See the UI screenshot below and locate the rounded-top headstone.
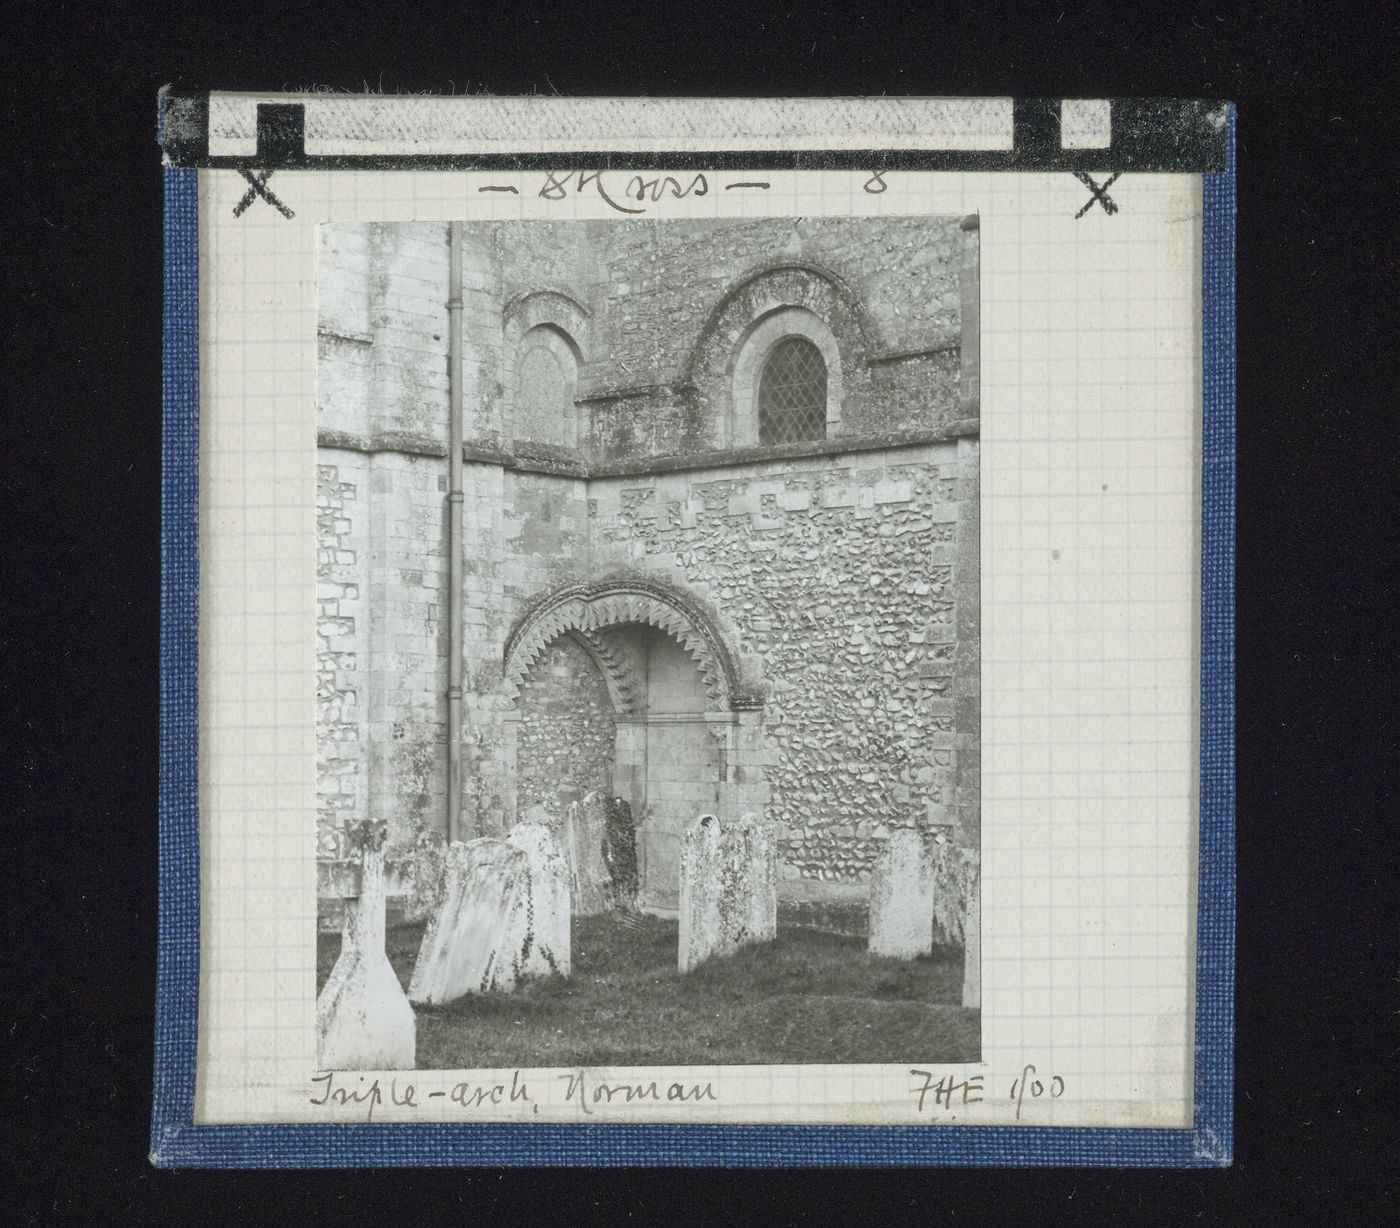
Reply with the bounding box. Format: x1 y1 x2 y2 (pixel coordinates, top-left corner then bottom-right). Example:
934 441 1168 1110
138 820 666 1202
868 826 938 960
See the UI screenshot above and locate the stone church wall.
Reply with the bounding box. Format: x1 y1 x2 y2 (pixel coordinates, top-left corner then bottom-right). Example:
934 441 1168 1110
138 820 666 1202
588 440 976 887
316 214 979 910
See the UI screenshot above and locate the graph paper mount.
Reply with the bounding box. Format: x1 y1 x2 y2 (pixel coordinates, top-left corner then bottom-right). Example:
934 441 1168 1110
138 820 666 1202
152 97 1235 1168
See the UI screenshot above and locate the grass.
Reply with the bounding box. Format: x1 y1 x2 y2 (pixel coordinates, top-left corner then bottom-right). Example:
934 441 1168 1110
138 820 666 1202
318 913 979 1068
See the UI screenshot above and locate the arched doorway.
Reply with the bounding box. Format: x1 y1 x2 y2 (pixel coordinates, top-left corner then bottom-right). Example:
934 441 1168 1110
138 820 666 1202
502 579 768 913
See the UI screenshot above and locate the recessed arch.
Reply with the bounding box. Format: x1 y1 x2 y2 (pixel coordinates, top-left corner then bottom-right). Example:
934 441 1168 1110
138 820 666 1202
503 290 590 450
681 263 874 448
681 261 877 386
513 324 580 446
503 288 592 347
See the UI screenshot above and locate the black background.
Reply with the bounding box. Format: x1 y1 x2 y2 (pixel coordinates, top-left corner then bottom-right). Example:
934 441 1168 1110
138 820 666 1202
6 3 1394 1222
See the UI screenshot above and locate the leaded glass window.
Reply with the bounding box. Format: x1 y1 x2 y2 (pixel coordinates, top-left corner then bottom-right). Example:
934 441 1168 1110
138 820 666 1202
758 336 827 445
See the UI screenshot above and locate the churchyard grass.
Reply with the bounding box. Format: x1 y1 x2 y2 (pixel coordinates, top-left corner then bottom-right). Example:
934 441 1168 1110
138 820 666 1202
318 912 978 1067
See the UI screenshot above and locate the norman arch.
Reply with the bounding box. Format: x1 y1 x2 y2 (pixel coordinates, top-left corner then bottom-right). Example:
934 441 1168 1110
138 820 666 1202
503 579 751 713
501 578 769 913
681 263 877 448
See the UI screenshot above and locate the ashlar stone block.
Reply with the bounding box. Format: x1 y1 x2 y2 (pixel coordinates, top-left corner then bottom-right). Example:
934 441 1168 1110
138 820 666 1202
408 837 536 1005
317 840 416 1070
868 827 938 959
678 812 778 973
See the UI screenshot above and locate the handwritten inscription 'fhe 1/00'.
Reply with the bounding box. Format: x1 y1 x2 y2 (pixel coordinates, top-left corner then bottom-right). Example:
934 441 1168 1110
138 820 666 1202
912 1064 1066 1119
309 1069 717 1121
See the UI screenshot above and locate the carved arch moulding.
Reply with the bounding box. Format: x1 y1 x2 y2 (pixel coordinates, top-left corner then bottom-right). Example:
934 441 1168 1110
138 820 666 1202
680 263 880 447
502 578 764 714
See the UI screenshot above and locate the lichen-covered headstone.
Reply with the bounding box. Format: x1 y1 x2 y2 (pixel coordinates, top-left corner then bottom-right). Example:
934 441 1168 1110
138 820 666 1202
561 790 612 916
868 827 938 959
317 823 416 1070
931 842 977 949
962 858 981 1009
408 838 532 1005
678 811 778 973
602 795 639 911
507 820 571 978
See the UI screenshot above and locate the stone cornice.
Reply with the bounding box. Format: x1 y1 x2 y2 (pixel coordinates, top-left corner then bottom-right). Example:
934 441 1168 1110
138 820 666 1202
321 421 979 475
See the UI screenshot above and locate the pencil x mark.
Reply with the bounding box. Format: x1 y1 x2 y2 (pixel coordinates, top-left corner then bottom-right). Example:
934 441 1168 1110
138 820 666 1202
1073 171 1121 218
233 170 295 219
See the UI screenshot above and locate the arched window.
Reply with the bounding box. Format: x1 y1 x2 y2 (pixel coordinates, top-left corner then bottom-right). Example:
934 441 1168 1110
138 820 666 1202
758 336 828 445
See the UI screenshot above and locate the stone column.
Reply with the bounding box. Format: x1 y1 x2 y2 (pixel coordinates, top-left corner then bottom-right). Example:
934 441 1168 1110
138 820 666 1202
959 213 981 416
316 822 416 1070
612 719 648 811
561 790 613 916
637 809 682 915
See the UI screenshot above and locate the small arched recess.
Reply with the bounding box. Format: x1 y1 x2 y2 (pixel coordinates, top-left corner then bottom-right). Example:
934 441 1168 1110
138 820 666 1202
513 324 581 448
503 290 590 450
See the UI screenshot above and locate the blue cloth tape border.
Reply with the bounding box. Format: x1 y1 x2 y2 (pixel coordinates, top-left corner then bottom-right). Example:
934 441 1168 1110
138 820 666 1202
151 103 1235 1168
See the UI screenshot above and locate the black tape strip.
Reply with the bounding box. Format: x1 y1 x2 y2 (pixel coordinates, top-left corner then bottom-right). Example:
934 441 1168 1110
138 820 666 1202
255 103 306 165
160 94 208 163
160 95 1227 173
1010 98 1062 168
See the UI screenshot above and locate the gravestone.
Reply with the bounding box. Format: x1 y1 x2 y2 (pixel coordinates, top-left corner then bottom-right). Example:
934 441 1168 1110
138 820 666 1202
962 858 981 1009
602 795 639 911
408 838 533 1005
561 790 612 916
868 827 938 959
316 823 416 1070
637 810 683 915
678 811 778 973
931 842 975 948
507 820 572 978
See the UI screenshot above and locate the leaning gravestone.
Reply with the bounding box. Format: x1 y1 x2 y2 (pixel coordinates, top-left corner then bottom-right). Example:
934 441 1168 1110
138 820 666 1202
316 823 416 1070
561 790 612 916
868 827 938 959
678 811 778 973
507 820 572 978
408 838 533 1005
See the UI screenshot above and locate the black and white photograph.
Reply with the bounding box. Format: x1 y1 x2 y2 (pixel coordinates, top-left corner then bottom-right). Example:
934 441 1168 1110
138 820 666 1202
313 212 983 1071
